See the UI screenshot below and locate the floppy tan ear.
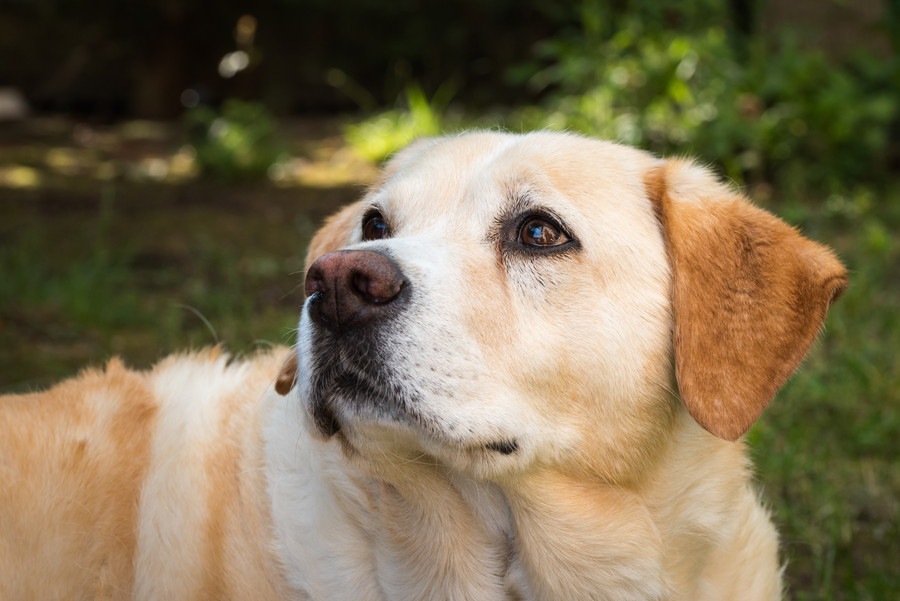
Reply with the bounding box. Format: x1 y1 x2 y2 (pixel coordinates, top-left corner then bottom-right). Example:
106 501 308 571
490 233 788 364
275 350 298 396
648 160 848 441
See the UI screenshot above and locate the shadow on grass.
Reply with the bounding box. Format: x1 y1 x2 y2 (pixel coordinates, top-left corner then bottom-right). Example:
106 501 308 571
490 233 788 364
0 177 361 393
0 116 375 391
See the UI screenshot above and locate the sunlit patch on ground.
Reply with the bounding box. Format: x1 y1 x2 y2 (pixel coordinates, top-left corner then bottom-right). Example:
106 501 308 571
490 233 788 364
0 116 378 191
0 164 41 188
0 115 368 391
269 148 378 188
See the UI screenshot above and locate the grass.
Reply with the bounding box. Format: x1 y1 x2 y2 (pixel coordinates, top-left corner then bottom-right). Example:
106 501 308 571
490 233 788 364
0 158 357 391
0 194 325 389
751 191 900 599
1 118 898 599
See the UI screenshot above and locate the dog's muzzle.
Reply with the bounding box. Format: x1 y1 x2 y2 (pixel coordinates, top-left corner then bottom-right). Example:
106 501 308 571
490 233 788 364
305 249 409 333
303 249 411 437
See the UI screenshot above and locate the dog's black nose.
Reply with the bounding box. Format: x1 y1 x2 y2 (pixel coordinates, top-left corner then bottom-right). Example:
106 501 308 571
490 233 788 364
305 250 407 332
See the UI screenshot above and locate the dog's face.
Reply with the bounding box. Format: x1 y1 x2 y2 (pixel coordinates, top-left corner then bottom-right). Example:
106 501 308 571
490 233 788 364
292 132 846 481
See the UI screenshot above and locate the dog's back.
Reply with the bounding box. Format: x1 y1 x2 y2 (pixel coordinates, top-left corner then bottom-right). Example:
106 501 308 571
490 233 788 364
0 349 290 601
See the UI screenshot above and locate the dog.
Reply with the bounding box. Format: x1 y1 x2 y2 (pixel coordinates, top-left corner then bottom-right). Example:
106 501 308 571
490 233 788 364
0 132 846 600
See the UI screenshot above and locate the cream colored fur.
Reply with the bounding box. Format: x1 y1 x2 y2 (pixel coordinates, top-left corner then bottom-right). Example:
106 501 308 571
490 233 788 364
0 132 847 600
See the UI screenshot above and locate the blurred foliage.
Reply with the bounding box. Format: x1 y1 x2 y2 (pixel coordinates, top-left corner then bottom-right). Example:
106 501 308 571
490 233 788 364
747 183 900 601
185 100 287 181
346 1 898 200
0 0 552 116
344 84 457 162
514 25 896 195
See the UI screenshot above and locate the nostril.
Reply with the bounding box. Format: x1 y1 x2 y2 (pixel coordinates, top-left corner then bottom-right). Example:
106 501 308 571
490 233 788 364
352 270 403 304
305 266 326 298
351 272 373 302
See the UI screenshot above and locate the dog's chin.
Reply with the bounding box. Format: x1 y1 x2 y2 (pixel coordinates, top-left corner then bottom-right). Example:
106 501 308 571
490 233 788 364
304 373 525 478
305 370 412 439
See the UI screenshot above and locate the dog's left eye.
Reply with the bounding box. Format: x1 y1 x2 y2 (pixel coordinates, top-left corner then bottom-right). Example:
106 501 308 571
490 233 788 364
362 212 391 241
518 216 570 247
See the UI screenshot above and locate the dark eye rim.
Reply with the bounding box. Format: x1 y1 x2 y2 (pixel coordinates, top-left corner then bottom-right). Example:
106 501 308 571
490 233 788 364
361 209 391 241
503 210 580 256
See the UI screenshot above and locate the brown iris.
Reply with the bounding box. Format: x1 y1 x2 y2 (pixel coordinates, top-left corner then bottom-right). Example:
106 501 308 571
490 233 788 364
362 212 390 241
518 217 570 247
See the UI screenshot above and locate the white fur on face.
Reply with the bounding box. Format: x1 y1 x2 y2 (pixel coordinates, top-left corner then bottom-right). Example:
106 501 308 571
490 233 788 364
298 132 675 479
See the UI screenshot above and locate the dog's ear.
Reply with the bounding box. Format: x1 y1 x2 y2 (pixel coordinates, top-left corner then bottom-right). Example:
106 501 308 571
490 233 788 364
647 160 847 441
275 350 299 396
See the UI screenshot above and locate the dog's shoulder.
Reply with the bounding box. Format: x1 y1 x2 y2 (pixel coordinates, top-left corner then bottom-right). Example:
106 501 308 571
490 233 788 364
0 347 291 600
0 355 159 483
0 357 159 598
0 347 289 467
134 346 293 599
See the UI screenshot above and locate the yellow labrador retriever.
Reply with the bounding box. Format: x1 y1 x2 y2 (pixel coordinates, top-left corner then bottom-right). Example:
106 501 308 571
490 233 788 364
0 132 846 600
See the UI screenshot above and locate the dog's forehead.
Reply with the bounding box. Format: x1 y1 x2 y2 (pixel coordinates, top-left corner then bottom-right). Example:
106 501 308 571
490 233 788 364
376 133 653 227
377 133 517 218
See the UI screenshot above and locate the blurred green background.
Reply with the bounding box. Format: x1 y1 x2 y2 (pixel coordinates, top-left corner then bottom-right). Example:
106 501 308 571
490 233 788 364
1 1 897 598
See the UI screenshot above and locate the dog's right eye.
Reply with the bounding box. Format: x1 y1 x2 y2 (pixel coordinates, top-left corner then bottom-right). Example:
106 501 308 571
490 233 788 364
362 212 391 241
518 217 570 247
513 213 576 252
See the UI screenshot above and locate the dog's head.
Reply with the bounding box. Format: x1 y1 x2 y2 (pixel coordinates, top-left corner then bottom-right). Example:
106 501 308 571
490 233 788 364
286 132 846 479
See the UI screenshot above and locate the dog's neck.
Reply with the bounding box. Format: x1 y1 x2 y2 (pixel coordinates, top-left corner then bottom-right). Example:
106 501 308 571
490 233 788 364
264 393 777 601
264 391 516 600
499 469 669 600
498 411 781 601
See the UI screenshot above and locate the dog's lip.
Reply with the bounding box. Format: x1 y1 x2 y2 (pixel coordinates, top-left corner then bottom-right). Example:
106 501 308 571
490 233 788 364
306 352 522 458
311 377 519 455
308 369 406 431
310 394 341 437
483 439 518 455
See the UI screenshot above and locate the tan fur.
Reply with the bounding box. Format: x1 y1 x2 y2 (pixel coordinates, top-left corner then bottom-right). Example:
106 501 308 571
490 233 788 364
304 200 366 270
647 161 847 440
0 360 156 599
1 350 292 601
275 350 298 396
0 132 845 600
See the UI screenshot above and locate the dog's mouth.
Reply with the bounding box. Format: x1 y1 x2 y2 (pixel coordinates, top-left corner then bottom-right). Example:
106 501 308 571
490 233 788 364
306 354 521 459
305 339 425 439
308 369 404 437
